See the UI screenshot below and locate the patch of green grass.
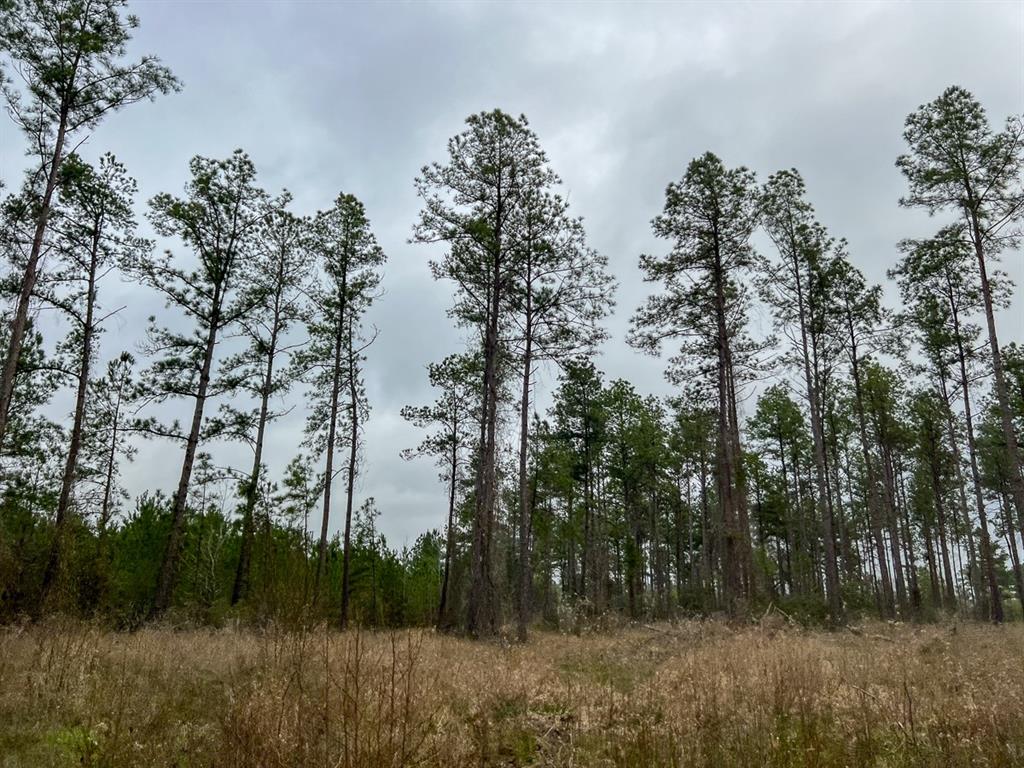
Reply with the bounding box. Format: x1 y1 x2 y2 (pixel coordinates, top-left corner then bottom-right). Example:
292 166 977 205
557 650 650 693
49 725 101 765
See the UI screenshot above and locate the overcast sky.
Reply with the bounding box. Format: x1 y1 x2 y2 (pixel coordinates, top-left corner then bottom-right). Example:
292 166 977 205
3 0 1022 549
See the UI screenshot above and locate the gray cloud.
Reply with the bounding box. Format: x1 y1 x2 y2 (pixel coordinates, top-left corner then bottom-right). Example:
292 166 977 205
3 0 1021 548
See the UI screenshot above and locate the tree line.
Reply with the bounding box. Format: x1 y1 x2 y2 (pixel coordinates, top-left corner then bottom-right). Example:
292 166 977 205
0 0 1022 637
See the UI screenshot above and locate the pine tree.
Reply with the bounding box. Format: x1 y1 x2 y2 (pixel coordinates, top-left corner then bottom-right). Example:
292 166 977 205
222 192 309 605
38 154 145 599
907 388 959 608
76 352 136 608
898 88 1024 610
0 0 177 449
665 396 717 607
891 228 1000 614
300 193 384 622
748 385 813 600
629 152 760 614
414 110 554 637
126 150 266 616
549 361 608 609
507 186 615 640
831 257 904 617
760 169 844 623
401 352 480 628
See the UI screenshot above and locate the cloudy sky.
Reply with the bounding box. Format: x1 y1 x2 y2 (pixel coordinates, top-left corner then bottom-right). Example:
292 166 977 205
4 0 1022 548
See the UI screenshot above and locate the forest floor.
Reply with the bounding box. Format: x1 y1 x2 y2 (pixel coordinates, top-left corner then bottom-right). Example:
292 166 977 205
1 617 1022 767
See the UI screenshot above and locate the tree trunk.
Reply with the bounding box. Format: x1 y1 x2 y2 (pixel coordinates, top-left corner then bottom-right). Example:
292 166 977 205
712 230 743 614
516 301 533 642
314 306 345 606
948 268 1003 622
152 291 223 616
231 319 279 606
894 460 921 612
968 207 1024 551
581 399 593 606
340 318 360 629
468 269 501 637
438 414 458 629
999 494 1024 618
922 514 941 611
929 449 957 609
41 221 102 601
92 383 123 608
0 108 69 449
877 436 909 614
935 370 977 607
726 352 754 601
794 254 842 622
845 308 895 617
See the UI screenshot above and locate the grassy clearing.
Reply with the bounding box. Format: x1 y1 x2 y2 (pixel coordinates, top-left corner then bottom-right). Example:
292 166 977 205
1 618 1022 767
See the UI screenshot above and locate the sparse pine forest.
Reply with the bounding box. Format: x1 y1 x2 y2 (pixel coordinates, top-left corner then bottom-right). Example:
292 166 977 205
1 2 1023 765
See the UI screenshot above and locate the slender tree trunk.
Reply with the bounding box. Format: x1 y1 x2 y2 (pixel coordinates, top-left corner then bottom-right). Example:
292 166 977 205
152 292 223 616
98 386 122 539
999 493 1024 618
675 474 685 607
231 319 280 606
314 305 346 605
0 109 69 450
794 258 842 622
948 277 1003 622
778 435 794 595
726 351 754 601
895 460 921 612
340 319 360 629
41 223 102 600
699 456 713 605
712 235 743 614
922 514 941 611
516 302 533 642
686 474 697 591
935 370 979 606
468 259 502 637
877 438 908 614
652 487 667 616
929 450 957 608
565 497 577 602
846 311 895 617
581 403 593 606
91 385 123 608
438 418 458 629
968 208 1024 539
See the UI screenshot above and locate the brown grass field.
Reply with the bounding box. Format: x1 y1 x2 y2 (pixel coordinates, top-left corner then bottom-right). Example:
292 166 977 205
1 618 1022 767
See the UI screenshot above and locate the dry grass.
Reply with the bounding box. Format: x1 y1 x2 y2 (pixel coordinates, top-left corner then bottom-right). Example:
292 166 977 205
1 618 1022 767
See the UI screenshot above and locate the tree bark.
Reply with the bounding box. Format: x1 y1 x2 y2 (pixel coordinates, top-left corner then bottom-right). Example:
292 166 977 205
340 317 360 629
152 290 223 616
793 250 842 622
467 166 504 638
0 108 69 450
928 445 957 608
999 493 1024 618
438 410 459 629
231 321 279 606
845 306 895 617
967 206 1024 551
314 293 346 606
711 225 744 614
947 264 1003 622
516 295 533 642
41 217 102 600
